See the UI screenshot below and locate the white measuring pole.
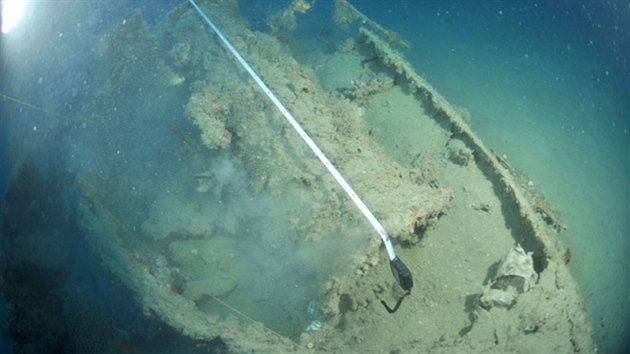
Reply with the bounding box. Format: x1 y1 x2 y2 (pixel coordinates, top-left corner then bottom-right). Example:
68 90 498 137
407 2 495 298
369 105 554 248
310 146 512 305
187 0 397 261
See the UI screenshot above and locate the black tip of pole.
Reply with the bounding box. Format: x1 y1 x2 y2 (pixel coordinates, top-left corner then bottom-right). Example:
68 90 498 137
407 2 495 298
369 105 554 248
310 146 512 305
390 256 413 292
380 257 413 313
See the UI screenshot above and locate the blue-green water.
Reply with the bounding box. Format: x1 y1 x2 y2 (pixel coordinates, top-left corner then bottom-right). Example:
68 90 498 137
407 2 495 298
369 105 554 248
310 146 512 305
1 0 628 352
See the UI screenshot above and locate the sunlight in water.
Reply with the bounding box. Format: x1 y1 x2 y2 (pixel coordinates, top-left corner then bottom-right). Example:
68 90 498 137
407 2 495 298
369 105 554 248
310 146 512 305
1 0 26 34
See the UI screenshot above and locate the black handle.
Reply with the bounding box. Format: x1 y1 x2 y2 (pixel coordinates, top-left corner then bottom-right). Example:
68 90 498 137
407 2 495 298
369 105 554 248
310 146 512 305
390 256 413 292
381 257 413 313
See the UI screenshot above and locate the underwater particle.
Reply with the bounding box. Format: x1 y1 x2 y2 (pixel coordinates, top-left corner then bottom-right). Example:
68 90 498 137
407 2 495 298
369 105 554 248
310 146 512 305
300 332 317 349
169 74 186 86
307 301 317 318
306 320 321 332
563 248 572 265
447 138 473 166
292 0 313 14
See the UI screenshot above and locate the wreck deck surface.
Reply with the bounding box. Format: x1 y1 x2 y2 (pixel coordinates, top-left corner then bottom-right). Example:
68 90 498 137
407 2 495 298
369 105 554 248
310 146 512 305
76 1 596 352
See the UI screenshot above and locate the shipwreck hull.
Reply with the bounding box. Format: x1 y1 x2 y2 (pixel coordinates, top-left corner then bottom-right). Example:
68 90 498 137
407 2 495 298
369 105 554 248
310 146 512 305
76 0 595 352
